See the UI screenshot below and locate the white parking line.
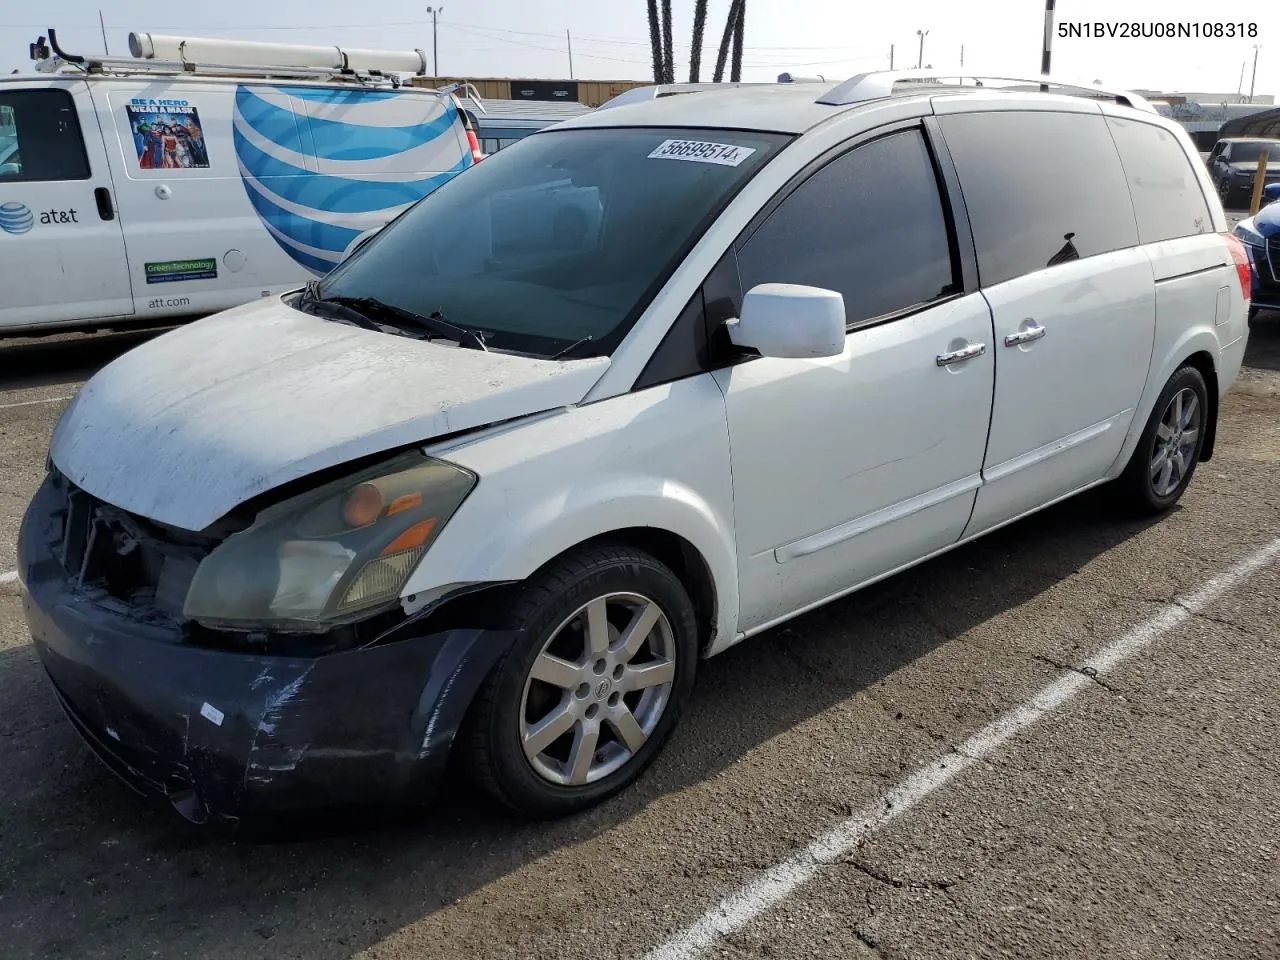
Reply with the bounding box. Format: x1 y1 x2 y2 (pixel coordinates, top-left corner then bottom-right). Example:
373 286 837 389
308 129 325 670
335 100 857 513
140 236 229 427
643 536 1280 960
0 570 18 585
0 395 74 411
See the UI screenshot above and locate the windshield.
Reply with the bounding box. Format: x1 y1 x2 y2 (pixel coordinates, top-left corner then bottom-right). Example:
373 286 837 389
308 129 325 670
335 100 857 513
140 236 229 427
315 127 787 357
1231 142 1280 163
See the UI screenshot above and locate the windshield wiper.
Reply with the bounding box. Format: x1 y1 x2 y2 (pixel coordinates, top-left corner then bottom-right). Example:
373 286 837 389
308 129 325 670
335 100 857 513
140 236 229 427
297 281 383 331
550 336 596 361
303 289 489 351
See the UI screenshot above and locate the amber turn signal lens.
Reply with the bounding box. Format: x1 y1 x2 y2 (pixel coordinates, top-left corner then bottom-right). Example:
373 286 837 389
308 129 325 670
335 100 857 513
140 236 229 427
387 492 423 516
381 518 438 555
342 483 385 528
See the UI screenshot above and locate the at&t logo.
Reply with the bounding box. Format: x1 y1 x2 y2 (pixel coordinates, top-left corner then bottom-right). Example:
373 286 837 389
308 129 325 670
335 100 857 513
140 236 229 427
0 201 35 235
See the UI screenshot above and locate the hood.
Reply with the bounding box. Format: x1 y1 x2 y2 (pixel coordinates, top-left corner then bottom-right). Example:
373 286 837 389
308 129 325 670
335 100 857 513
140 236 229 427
1254 202 1280 236
51 298 610 531
1240 203 1280 239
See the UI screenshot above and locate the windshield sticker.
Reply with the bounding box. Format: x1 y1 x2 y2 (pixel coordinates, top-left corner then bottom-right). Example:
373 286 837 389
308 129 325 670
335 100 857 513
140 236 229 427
127 100 210 169
648 139 757 167
145 258 218 284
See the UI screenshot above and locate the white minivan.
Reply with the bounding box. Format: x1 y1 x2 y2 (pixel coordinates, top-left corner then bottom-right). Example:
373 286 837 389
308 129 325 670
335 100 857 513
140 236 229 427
18 71 1252 829
0 30 479 333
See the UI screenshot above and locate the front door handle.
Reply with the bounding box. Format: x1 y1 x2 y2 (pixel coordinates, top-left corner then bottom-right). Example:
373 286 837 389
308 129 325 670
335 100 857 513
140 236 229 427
94 187 115 222
1004 322 1047 347
936 342 986 366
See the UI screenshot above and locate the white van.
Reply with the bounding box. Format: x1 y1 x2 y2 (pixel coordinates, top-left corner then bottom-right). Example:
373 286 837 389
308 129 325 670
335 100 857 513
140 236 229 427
0 30 481 334
19 71 1251 828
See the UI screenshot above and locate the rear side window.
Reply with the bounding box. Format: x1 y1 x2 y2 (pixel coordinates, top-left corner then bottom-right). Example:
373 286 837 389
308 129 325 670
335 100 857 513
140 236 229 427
938 111 1138 287
0 89 90 182
1106 118 1211 243
736 129 957 327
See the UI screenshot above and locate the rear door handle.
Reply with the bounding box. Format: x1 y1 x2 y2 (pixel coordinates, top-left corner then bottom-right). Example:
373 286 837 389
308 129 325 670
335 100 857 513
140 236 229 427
936 342 986 366
94 187 115 221
1004 322 1047 347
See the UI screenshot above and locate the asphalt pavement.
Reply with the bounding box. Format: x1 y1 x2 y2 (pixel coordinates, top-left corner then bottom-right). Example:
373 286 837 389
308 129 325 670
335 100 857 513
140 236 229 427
1 310 1278 960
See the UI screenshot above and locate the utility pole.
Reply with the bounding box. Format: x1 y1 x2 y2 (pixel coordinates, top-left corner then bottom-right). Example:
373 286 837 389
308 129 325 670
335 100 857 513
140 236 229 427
426 6 443 76
916 29 929 70
1248 44 1261 103
889 44 894 69
566 29 574 79
960 44 964 68
98 10 109 55
1237 60 1246 98
1041 0 1055 91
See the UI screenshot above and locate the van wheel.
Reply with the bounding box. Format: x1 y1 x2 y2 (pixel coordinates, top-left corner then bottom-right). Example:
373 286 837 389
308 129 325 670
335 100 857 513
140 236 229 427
461 543 697 818
1116 366 1209 516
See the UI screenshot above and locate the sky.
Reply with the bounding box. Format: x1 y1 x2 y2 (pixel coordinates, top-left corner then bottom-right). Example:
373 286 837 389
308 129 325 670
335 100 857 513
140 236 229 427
3 0 1277 100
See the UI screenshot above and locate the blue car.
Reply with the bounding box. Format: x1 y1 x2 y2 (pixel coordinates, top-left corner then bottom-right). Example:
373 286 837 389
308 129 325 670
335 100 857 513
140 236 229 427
1234 183 1280 318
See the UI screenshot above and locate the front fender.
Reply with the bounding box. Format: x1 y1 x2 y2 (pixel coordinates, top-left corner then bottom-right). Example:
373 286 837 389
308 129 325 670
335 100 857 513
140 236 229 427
404 375 742 653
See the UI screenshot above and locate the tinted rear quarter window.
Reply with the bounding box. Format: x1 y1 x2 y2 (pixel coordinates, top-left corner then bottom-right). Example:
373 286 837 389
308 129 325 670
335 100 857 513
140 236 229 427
938 110 1138 287
1106 117 1211 243
735 128 957 327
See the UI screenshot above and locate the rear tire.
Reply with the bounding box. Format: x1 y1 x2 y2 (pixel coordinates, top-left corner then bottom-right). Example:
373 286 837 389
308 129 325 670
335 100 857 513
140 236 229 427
460 543 698 818
1115 365 1209 516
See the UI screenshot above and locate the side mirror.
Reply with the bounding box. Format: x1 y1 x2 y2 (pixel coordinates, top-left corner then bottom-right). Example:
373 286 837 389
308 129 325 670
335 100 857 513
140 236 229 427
726 283 846 359
1264 182 1280 204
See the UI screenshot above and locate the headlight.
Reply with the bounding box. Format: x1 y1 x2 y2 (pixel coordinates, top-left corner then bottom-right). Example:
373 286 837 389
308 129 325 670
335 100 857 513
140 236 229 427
184 451 476 630
1235 220 1265 247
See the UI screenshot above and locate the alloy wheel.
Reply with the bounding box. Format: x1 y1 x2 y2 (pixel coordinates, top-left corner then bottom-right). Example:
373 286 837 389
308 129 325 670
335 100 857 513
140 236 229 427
1150 386 1201 497
519 592 677 786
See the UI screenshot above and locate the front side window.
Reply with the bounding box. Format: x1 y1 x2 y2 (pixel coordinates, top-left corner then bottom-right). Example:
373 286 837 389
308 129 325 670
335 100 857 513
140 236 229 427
0 89 90 182
317 127 787 357
938 111 1139 287
736 128 957 328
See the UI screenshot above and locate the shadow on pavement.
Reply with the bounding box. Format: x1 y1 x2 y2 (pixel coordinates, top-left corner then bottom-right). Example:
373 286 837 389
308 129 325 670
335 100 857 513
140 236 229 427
1245 310 1280 373
0 487 1166 959
0 325 176 392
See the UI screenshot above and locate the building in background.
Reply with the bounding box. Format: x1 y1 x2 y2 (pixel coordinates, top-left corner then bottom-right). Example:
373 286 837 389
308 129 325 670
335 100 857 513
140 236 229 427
411 76 648 108
1144 93 1277 151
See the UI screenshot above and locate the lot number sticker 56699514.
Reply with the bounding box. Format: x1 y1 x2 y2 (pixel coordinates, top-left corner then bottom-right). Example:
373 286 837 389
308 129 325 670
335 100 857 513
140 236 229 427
648 139 757 166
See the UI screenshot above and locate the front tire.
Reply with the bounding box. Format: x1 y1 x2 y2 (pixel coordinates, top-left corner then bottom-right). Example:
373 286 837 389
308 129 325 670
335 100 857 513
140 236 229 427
461 543 698 818
1116 365 1209 516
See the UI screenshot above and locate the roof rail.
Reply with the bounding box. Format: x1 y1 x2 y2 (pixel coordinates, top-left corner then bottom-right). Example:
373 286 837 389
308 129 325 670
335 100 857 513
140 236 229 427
597 81 770 111
817 70 1156 113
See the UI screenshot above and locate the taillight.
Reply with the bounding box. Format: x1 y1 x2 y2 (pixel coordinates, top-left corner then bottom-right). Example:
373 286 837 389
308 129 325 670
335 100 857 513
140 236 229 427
1223 233 1252 302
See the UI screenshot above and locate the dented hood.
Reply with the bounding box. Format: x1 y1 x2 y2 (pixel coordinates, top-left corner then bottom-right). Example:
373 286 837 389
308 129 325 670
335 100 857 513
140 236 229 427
50 299 610 531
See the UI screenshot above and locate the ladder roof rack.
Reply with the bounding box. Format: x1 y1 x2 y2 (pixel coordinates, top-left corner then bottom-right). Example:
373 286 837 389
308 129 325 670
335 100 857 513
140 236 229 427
814 69 1156 113
27 27 428 87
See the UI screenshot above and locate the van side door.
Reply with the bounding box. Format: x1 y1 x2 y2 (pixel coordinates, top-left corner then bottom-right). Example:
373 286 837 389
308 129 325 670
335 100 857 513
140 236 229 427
94 82 307 321
934 105 1156 535
0 80 133 330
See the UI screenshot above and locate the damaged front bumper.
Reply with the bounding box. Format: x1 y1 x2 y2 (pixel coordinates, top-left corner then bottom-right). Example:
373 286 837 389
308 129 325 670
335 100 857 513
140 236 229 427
18 475 514 831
